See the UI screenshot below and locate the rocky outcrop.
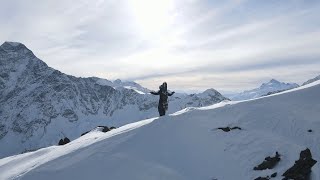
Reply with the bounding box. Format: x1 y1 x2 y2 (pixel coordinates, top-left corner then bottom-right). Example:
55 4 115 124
254 152 281 170
217 126 242 132
80 126 117 137
254 173 277 180
58 137 71 145
282 148 317 180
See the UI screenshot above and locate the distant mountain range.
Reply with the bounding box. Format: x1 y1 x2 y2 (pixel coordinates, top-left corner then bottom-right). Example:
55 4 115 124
228 79 299 101
0 41 229 158
302 75 320 86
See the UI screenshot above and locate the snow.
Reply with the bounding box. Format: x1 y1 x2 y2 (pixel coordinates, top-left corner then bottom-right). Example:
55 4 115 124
95 79 148 94
1 81 319 180
0 118 157 179
123 86 146 94
303 74 320 86
229 79 299 101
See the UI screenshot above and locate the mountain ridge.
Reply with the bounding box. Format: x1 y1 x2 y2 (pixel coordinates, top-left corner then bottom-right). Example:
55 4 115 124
229 79 299 101
302 74 320 86
0 41 229 158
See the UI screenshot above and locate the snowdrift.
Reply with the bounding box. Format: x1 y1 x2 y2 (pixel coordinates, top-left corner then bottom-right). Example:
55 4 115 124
0 81 319 180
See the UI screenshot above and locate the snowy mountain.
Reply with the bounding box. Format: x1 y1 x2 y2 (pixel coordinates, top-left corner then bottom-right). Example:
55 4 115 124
0 41 229 158
302 74 320 86
0 77 319 180
95 78 151 94
229 79 299 101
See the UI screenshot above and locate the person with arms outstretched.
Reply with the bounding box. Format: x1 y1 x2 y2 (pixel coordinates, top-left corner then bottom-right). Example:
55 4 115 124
150 82 175 116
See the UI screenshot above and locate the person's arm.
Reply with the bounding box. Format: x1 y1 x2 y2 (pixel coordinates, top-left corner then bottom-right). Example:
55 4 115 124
168 91 175 96
150 90 160 95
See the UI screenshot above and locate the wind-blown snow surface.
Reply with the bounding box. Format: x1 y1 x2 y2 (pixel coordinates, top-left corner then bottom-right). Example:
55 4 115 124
1 81 319 180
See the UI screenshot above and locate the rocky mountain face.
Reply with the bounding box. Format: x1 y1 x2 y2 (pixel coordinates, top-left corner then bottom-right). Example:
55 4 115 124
302 75 320 86
0 42 229 158
229 79 299 101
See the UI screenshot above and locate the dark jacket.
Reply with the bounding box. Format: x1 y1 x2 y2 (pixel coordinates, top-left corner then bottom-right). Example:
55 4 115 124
150 82 175 111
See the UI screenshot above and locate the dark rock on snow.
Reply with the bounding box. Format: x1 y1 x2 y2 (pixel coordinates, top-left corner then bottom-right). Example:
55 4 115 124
271 172 277 178
254 172 277 180
282 148 317 180
81 131 90 136
64 137 70 144
254 152 280 170
217 126 242 132
97 126 110 132
81 126 117 136
58 139 64 145
58 137 71 145
254 176 269 180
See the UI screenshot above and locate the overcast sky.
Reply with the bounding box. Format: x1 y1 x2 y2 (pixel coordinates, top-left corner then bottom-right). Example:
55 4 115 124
1 0 320 93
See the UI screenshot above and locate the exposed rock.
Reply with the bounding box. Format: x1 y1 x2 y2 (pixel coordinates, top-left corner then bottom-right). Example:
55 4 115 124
81 131 90 136
0 124 7 140
282 148 317 180
254 172 277 180
308 129 312 132
58 139 64 145
217 126 242 132
64 137 70 144
254 176 269 180
254 152 280 170
97 126 110 132
271 172 277 178
81 126 117 137
58 137 71 145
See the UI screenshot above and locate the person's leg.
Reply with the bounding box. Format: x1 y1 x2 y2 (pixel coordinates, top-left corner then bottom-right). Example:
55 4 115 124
158 106 165 116
161 109 166 116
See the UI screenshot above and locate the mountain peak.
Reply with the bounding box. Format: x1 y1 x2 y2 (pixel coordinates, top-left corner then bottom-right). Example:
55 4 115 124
230 79 299 101
269 79 280 84
1 41 24 47
202 88 218 94
260 79 282 88
113 79 122 84
0 41 30 52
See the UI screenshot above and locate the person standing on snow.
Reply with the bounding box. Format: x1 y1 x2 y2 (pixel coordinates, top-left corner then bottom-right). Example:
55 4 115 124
150 82 175 116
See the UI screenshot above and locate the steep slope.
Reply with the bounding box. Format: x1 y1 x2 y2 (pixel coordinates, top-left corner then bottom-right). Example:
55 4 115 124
229 79 299 101
302 74 320 86
0 80 319 180
0 41 228 158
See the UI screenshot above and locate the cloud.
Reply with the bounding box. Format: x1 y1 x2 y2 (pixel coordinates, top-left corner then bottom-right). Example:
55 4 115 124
0 0 319 92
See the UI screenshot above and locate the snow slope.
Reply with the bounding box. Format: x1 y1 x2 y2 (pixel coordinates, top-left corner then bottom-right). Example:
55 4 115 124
0 80 319 180
229 79 299 101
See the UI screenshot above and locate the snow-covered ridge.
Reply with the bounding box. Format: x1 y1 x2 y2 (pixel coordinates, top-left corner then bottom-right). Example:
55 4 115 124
303 74 320 86
0 77 319 180
229 79 299 101
0 41 228 158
